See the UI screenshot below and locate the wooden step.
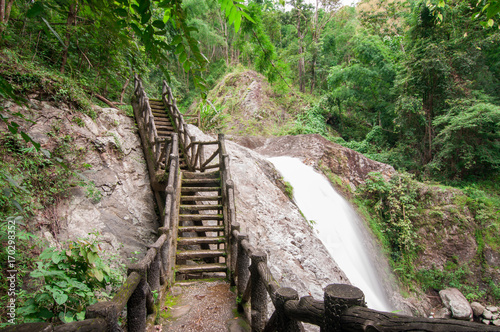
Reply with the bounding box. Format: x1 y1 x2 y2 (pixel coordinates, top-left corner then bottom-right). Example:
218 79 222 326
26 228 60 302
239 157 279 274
157 130 174 136
178 225 225 233
157 125 174 131
149 98 162 102
176 249 225 260
152 112 168 118
180 195 221 202
180 204 223 211
178 236 225 245
176 263 227 274
155 119 173 125
179 214 223 221
181 187 220 193
182 178 220 185
183 171 220 179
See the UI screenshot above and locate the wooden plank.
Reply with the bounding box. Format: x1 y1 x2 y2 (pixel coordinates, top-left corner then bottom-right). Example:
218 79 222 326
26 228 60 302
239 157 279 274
178 236 225 245
176 249 225 260
176 263 227 274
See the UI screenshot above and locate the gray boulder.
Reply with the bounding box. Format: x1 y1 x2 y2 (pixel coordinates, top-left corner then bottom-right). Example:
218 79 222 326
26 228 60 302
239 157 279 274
471 302 485 317
439 288 473 320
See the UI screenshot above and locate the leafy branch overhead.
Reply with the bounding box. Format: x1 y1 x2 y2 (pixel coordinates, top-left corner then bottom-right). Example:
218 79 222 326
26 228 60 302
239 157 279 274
24 0 252 92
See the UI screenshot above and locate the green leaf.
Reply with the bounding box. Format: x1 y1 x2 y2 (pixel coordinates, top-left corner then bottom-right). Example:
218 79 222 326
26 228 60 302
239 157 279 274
76 311 86 321
152 19 164 29
141 11 152 24
92 268 104 282
183 60 191 72
53 292 68 305
179 51 187 63
27 2 44 18
87 251 98 264
115 7 128 17
172 35 182 45
51 252 63 264
175 43 184 54
41 18 67 49
234 13 242 32
241 11 255 23
228 6 237 25
59 311 74 323
438 0 445 7
163 8 171 23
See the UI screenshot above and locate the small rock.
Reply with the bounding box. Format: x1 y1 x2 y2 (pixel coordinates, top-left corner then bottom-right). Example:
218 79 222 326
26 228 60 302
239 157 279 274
483 310 494 320
487 306 499 313
482 319 491 325
171 286 182 297
471 302 485 317
434 307 452 319
492 319 500 326
439 288 473 320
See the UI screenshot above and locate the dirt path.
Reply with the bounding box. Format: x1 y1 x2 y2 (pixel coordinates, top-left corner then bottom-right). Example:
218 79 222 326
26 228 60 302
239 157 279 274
152 280 250 332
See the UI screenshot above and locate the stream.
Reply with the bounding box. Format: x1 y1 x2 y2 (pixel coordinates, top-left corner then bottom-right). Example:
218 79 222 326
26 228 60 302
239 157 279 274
268 156 393 311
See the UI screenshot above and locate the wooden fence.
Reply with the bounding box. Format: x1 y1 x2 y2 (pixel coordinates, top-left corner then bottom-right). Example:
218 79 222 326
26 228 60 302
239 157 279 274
230 224 500 332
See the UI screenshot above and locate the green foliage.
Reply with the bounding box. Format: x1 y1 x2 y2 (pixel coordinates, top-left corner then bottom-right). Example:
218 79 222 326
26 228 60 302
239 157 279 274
429 102 500 178
283 180 294 200
358 172 419 261
0 133 73 220
199 100 228 132
18 232 124 324
416 264 486 301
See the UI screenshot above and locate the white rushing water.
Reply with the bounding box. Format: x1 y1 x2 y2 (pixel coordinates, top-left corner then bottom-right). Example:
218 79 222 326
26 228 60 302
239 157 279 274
268 156 392 311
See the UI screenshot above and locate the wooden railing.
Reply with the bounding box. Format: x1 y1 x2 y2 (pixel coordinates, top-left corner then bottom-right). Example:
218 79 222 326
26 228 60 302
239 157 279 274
81 80 182 331
229 226 500 332
133 75 174 171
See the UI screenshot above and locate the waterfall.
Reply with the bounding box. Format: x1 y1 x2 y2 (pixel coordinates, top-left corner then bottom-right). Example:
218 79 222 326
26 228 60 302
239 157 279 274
268 156 393 312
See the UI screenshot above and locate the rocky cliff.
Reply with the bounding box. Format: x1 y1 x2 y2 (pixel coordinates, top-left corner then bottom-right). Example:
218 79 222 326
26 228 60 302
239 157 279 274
2 100 158 260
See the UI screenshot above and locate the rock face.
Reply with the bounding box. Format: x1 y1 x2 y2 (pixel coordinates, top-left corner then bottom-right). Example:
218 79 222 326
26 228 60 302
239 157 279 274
231 134 395 192
439 288 473 320
6 100 158 261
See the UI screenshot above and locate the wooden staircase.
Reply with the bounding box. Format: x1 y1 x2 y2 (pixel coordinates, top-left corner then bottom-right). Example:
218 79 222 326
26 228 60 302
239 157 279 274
175 170 227 280
149 98 187 170
146 98 228 281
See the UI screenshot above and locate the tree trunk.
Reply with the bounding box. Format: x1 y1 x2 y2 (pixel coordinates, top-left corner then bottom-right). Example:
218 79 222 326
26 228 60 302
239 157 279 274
310 54 316 93
60 2 78 74
120 78 130 104
4 0 13 24
297 10 305 93
0 0 5 24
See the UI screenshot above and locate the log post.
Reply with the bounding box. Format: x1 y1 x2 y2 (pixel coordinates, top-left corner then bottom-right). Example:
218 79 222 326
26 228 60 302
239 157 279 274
237 234 250 312
158 227 170 285
85 302 116 331
275 288 303 332
127 263 148 332
323 284 365 332
147 249 161 292
230 223 240 285
250 250 268 332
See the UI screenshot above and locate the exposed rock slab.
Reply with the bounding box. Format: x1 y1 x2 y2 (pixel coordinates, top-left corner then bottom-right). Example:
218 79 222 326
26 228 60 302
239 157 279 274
439 288 473 320
4 100 158 261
